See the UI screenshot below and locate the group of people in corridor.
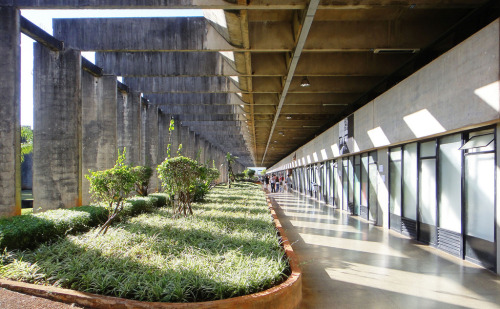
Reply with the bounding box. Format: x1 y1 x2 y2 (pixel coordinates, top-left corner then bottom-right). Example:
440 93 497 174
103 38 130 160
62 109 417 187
264 174 291 193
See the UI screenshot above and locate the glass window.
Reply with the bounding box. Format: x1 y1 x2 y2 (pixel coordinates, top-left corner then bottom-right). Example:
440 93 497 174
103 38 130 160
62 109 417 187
390 148 402 216
342 159 349 210
361 154 369 206
420 140 436 157
368 160 378 222
354 161 361 214
465 152 495 241
403 143 418 220
348 157 354 203
419 158 437 225
462 129 495 153
438 134 462 232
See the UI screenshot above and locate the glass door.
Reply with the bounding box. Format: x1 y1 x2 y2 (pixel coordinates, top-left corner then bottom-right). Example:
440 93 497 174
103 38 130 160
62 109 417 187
463 129 496 271
418 140 437 245
402 143 418 238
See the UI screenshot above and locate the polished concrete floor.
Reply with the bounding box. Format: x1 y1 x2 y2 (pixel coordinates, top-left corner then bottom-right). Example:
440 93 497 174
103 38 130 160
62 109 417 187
268 190 500 309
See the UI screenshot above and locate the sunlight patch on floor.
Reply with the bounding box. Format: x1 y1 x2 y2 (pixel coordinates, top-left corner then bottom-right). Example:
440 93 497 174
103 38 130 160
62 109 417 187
299 233 408 258
325 262 498 308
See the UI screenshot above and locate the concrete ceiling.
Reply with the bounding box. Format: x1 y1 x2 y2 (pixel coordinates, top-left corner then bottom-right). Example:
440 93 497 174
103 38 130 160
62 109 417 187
20 0 499 167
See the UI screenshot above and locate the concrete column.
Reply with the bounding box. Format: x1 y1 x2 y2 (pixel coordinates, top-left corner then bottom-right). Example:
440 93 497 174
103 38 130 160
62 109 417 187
33 45 81 212
188 129 196 159
117 91 141 165
0 6 21 217
158 111 168 163
170 117 181 157
81 73 117 205
194 133 201 162
141 103 159 192
179 125 190 157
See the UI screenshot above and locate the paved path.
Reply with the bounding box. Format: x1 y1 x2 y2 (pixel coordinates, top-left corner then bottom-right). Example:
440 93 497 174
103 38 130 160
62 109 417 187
0 288 84 309
268 190 500 309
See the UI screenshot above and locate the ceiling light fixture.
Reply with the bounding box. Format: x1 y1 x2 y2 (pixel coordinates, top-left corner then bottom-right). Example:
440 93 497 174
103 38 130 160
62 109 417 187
286 115 292 120
300 76 311 87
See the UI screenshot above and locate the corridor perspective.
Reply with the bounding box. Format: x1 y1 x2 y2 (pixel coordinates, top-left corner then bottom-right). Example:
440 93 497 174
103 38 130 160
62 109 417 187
268 190 500 309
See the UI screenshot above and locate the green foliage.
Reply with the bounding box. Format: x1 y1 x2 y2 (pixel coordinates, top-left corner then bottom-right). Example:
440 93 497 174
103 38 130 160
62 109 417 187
0 206 108 251
85 150 136 235
20 126 33 163
0 194 169 252
157 156 201 216
244 169 256 179
193 165 220 202
131 166 153 196
0 183 288 302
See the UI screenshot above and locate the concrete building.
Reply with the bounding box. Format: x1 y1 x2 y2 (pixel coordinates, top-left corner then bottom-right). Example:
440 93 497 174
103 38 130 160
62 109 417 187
0 0 499 286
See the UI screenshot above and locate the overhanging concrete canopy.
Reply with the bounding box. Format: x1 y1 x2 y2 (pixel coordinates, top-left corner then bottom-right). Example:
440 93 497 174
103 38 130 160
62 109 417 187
28 0 498 167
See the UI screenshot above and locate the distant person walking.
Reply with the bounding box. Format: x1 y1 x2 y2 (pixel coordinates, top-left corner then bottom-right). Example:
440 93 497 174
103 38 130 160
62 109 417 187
270 174 276 193
264 175 270 190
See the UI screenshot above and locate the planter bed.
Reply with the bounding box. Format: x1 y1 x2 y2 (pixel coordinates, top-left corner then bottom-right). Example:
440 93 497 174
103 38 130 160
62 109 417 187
0 183 292 305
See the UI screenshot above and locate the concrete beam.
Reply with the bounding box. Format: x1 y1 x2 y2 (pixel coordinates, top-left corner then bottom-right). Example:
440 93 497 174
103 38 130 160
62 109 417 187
3 1 478 10
159 104 241 115
81 73 117 205
117 91 141 165
147 93 248 106
53 18 233 52
96 52 239 77
33 45 82 212
0 6 21 217
248 19 459 51
20 15 63 51
252 52 411 76
123 77 242 94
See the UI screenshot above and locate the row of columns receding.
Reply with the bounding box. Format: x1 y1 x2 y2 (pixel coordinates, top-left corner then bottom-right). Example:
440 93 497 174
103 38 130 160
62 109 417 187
0 6 245 217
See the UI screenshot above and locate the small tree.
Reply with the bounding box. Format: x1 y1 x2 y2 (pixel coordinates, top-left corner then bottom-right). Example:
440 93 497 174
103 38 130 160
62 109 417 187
157 156 201 216
85 150 135 235
21 126 33 163
225 152 238 188
131 166 153 196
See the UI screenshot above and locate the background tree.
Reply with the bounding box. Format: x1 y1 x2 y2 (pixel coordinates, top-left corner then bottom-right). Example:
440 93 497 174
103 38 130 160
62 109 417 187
244 168 256 179
131 166 153 196
85 150 135 235
21 126 33 163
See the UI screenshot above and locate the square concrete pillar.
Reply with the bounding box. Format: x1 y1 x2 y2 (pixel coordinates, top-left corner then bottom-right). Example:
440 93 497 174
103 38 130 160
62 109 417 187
179 125 190 157
33 44 82 212
81 73 118 205
188 129 196 159
0 6 21 217
141 103 159 192
117 91 141 166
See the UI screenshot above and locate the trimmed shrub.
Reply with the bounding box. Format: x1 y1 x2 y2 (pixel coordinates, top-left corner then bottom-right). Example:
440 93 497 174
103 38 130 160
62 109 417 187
0 194 169 252
0 206 107 251
157 156 201 216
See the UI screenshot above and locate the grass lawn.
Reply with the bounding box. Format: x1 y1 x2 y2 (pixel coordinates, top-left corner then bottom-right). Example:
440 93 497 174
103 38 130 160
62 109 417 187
0 182 288 302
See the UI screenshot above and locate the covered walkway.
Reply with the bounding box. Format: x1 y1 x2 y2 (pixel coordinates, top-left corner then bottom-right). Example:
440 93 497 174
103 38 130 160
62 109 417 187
268 190 500 309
